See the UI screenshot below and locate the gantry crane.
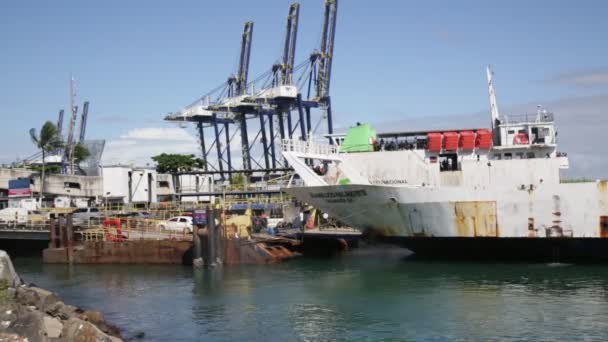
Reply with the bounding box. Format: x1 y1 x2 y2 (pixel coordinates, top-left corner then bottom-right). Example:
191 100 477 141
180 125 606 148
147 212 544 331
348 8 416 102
165 0 339 186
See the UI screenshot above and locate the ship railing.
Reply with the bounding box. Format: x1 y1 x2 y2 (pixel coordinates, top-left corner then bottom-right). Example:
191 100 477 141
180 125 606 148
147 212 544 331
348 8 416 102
281 139 339 155
502 112 554 124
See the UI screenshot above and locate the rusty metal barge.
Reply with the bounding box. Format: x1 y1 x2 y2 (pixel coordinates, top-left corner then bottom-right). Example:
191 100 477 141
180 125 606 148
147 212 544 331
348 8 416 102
282 66 608 262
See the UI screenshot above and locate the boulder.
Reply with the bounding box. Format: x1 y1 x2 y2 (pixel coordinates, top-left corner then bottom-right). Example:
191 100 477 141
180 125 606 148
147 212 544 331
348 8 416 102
0 332 27 341
42 316 63 338
62 317 120 342
15 287 60 312
79 310 104 325
0 251 21 287
3 305 46 342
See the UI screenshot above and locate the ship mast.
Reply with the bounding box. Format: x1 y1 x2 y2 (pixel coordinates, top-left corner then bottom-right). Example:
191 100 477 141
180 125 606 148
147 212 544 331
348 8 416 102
486 65 500 129
486 65 502 146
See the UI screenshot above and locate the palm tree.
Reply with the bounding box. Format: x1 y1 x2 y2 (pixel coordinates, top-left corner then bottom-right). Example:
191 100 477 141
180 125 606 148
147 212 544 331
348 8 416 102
72 143 90 174
30 121 63 205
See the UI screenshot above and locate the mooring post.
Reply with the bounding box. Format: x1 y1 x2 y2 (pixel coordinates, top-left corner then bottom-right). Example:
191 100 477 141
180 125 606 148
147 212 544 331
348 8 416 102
215 208 224 265
192 224 203 268
66 214 74 264
49 214 56 249
208 208 217 267
58 214 66 248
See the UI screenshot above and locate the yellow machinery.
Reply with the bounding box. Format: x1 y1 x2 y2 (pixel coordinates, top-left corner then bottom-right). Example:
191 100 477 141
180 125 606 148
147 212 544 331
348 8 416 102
224 207 252 239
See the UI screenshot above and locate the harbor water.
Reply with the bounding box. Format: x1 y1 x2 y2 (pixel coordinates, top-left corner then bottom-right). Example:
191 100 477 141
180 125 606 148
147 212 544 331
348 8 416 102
13 247 608 341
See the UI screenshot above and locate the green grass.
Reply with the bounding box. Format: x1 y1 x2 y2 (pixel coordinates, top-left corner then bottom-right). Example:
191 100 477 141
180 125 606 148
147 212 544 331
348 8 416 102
561 178 596 183
0 279 14 304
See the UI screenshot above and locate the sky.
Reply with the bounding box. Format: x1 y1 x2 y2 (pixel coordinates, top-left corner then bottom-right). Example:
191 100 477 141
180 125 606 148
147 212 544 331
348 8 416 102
1 0 608 177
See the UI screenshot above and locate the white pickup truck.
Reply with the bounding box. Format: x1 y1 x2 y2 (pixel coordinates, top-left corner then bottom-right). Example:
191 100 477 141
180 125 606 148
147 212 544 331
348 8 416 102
0 208 46 226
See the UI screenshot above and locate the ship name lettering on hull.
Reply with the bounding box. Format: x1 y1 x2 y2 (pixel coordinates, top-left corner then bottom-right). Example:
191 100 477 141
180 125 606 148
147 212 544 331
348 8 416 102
310 190 368 203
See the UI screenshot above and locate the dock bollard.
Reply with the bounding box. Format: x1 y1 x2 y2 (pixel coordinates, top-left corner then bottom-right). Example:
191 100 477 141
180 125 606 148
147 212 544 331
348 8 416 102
192 225 204 268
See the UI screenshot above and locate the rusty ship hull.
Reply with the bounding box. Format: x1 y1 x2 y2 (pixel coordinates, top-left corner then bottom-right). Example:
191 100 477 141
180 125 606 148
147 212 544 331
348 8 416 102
287 181 608 261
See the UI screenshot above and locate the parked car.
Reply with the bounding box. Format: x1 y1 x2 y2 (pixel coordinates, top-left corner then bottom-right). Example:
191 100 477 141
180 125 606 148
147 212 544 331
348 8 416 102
72 207 103 228
156 216 193 233
116 212 151 219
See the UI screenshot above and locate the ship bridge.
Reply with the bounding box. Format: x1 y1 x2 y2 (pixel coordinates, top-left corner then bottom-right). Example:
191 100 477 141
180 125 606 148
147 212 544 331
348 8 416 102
495 110 556 148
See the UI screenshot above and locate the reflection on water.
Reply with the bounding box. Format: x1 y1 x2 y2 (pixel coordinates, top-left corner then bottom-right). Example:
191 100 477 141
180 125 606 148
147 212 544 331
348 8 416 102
12 248 608 341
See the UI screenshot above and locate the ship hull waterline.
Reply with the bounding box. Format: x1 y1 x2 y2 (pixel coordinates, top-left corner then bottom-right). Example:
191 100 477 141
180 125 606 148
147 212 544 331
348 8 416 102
286 182 608 262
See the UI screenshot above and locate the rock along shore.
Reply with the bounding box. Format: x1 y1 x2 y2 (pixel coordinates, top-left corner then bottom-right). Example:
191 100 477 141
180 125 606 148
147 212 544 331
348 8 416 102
0 250 124 342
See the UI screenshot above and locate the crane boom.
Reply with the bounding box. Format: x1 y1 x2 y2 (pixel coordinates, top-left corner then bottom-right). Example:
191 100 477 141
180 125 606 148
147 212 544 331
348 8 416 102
78 101 89 144
281 2 300 85
316 0 338 100
56 109 64 136
236 22 254 95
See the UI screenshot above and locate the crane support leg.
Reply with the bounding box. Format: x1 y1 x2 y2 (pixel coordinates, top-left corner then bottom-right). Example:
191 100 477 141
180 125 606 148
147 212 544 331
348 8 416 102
297 94 307 141
305 107 312 137
224 122 232 181
326 96 334 143
259 114 270 170
197 121 208 171
239 115 252 172
286 111 293 138
277 112 285 140
268 113 277 169
212 114 225 181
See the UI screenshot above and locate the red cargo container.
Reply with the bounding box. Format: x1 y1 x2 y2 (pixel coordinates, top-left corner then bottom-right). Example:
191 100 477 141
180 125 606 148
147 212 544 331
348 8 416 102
476 129 493 149
459 131 475 150
443 132 459 151
427 132 442 152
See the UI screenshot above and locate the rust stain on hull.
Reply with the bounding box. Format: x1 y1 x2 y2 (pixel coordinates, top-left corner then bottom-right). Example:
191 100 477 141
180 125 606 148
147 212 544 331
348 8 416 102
600 216 608 238
453 201 498 237
527 217 536 237
43 240 192 264
599 182 608 238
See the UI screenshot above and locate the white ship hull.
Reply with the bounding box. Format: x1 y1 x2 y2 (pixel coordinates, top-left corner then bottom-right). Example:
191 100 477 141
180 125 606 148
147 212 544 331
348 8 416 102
287 182 608 261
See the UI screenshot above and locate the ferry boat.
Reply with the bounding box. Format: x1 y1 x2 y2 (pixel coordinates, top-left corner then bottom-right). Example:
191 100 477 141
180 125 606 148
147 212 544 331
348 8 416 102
282 66 608 261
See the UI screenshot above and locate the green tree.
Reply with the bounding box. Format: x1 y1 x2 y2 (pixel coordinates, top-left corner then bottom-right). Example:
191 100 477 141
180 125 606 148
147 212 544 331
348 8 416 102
231 173 246 187
73 143 90 163
151 153 205 173
30 121 63 204
29 165 61 175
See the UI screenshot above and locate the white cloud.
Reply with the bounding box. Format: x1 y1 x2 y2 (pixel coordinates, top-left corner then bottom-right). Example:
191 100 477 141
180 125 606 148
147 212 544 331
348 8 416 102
550 68 608 87
103 127 200 166
119 127 197 142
